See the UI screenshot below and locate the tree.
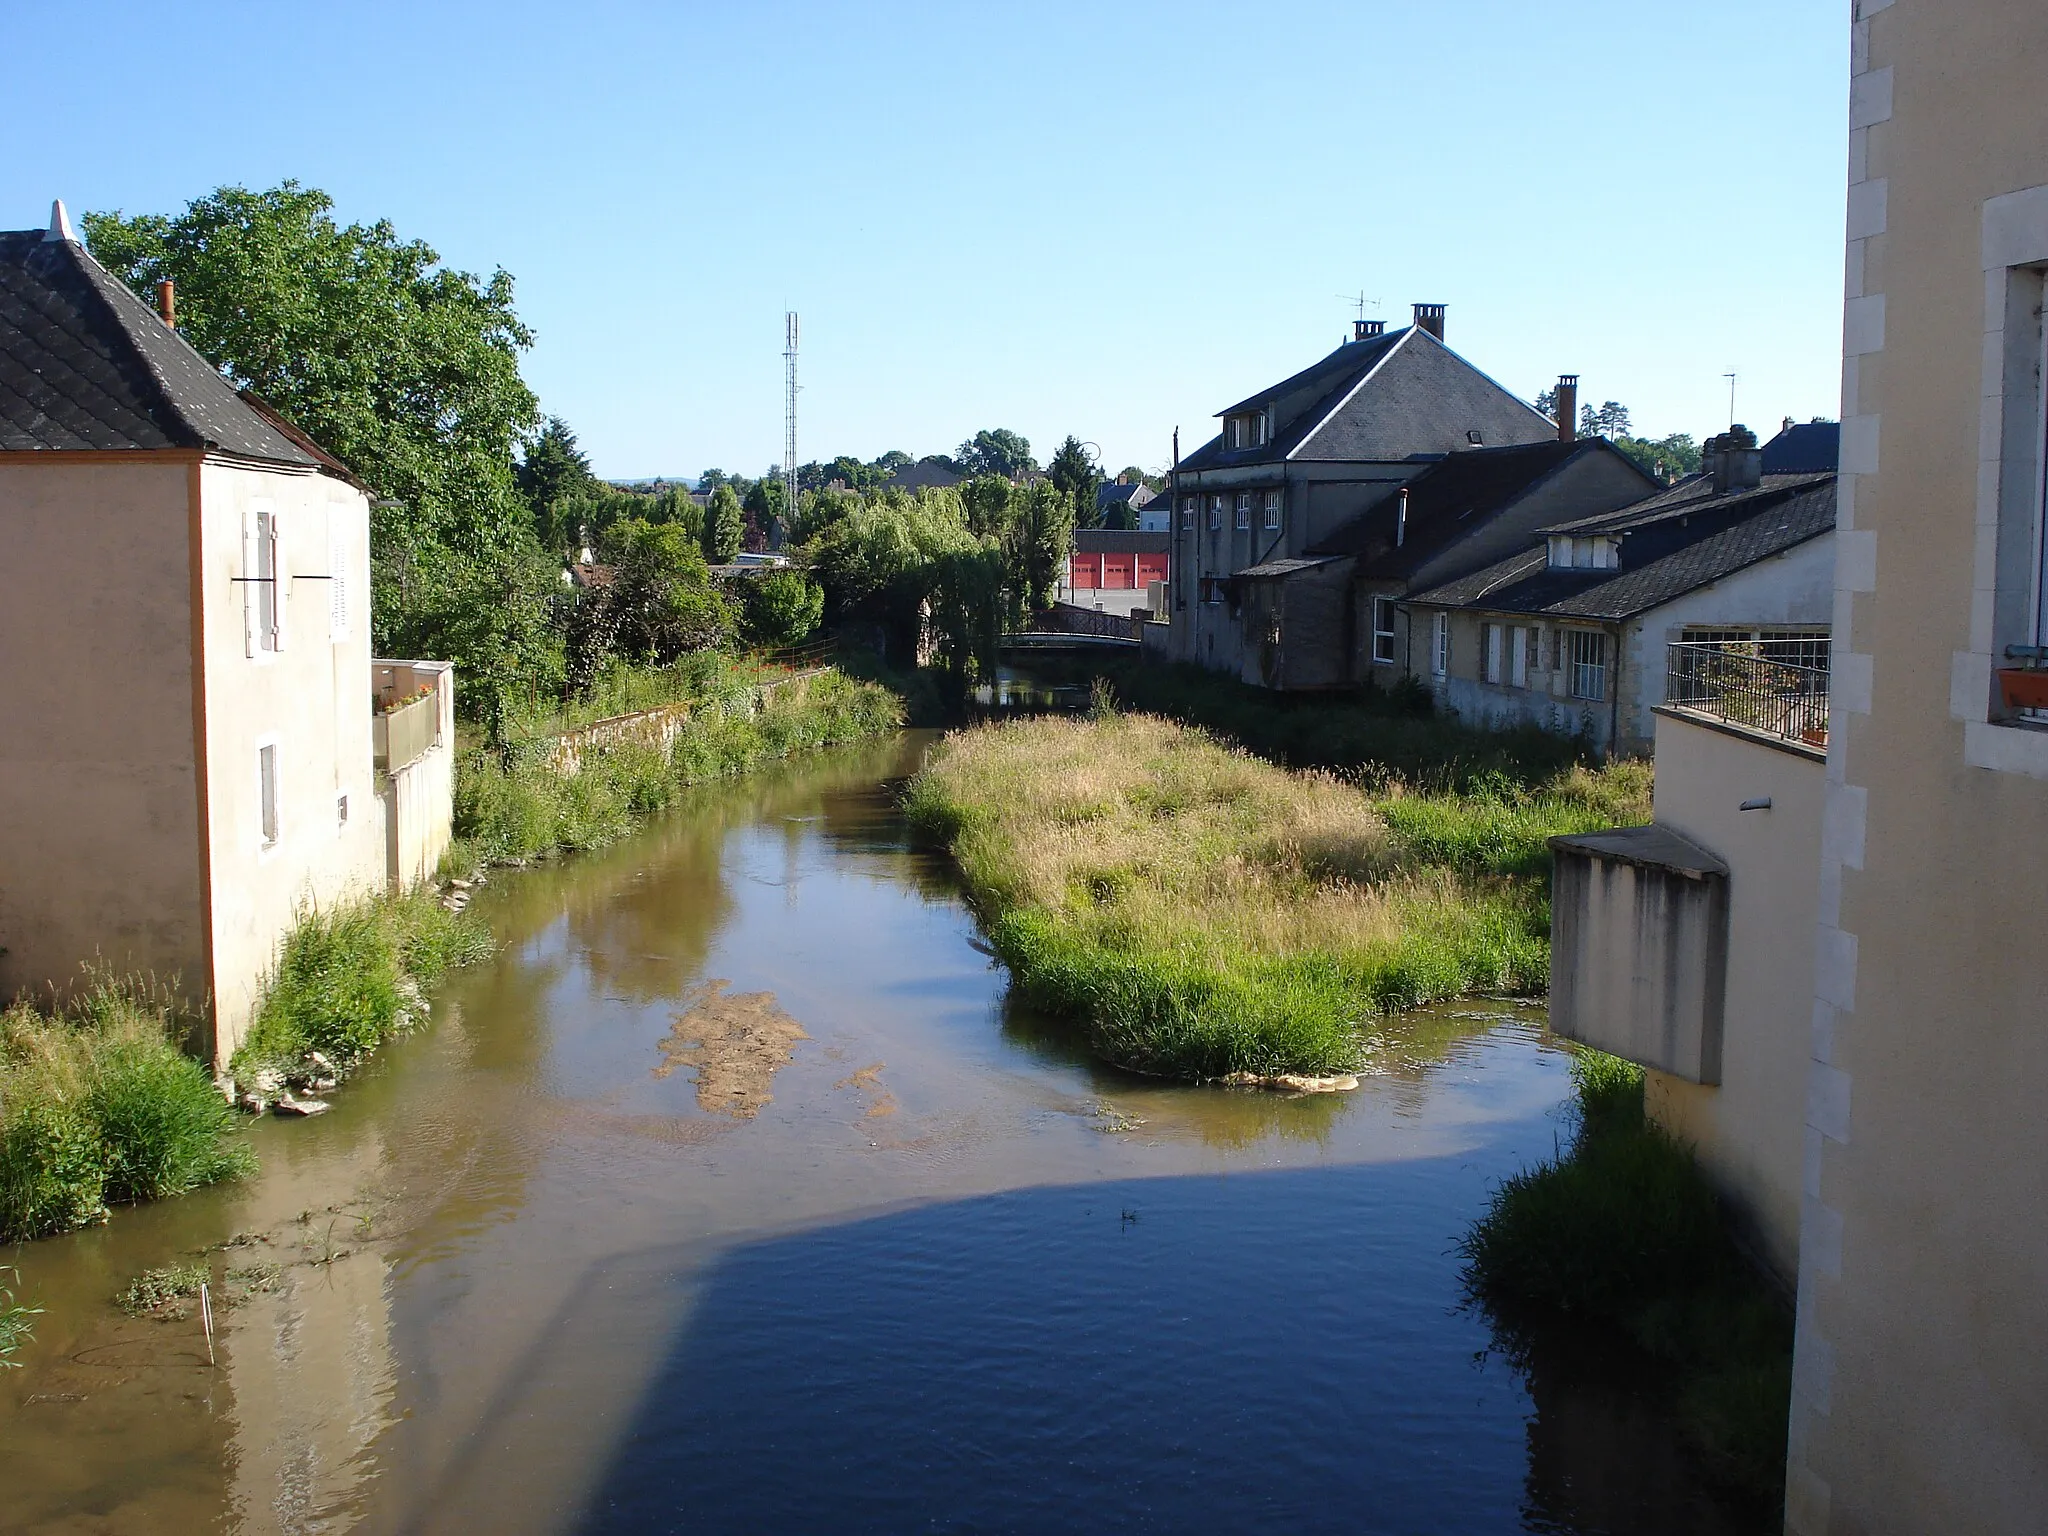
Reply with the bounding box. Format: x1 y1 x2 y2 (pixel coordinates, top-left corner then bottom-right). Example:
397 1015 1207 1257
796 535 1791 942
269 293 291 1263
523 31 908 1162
84 183 538 564
1582 400 1632 439
870 449 914 477
697 469 730 495
1048 435 1102 531
702 484 745 564
517 417 596 528
742 477 788 549
1012 479 1074 613
955 428 1036 479
739 568 825 648
568 520 734 688
958 474 1015 539
1613 433 1704 484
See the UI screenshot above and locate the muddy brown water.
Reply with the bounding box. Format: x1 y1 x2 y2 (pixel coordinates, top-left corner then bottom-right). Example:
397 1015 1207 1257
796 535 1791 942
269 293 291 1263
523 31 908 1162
0 733 1764 1535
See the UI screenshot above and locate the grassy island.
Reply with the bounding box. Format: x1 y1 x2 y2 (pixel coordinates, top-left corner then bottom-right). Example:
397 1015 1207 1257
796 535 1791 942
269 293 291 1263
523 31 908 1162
905 710 1646 1080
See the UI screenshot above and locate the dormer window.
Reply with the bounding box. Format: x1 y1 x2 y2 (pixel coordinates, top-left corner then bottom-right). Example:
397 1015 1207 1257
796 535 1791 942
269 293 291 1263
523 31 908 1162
1223 412 1270 450
1547 534 1619 571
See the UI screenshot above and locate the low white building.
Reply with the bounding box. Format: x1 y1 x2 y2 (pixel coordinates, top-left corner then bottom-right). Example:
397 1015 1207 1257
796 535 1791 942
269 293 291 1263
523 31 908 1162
0 203 453 1063
1403 428 1834 754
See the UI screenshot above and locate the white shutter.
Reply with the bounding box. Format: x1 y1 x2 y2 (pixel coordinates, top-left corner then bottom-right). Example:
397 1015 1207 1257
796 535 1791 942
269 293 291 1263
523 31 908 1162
1510 627 1528 688
265 510 285 652
242 507 259 657
328 518 349 645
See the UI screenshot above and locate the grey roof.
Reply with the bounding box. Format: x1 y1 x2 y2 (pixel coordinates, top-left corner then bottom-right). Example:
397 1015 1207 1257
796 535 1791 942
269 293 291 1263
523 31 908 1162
1407 477 1835 621
0 227 320 465
1179 325 1555 472
1074 528 1170 554
1761 421 1839 474
1233 555 1345 581
1097 481 1155 510
1550 825 1729 879
882 457 965 494
1539 470 1832 536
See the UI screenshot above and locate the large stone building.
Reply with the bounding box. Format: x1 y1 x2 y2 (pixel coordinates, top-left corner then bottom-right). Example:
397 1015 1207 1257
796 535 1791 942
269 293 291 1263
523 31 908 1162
0 203 453 1064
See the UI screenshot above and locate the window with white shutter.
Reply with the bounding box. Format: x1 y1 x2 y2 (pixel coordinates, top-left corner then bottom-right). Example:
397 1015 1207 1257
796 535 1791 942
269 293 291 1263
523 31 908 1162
242 508 260 657
246 502 283 655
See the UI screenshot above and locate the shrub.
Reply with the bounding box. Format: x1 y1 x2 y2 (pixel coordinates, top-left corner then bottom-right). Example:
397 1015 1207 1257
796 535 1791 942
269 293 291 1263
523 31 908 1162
741 569 825 648
0 983 256 1243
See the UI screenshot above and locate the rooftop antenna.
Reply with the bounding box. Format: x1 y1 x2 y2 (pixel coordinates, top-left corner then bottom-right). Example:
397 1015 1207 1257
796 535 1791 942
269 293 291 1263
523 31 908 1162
1337 291 1381 322
783 313 800 533
1723 371 1738 428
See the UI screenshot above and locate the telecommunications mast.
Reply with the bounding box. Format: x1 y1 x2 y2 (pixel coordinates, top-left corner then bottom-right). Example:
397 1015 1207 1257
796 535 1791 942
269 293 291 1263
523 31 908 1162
783 313 800 534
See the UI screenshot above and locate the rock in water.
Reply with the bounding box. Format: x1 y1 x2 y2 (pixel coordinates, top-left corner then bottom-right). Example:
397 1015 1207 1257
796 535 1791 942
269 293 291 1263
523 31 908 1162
274 1095 331 1117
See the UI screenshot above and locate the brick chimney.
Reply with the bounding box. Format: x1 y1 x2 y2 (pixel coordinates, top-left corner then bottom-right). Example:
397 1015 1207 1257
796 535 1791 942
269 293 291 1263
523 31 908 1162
1555 374 1579 443
1353 319 1385 342
1411 303 1446 341
156 280 176 329
1705 424 1763 493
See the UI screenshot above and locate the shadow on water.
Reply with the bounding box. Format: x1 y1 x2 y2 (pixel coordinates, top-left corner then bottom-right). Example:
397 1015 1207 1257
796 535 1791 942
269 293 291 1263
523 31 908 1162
568 1156 1762 1536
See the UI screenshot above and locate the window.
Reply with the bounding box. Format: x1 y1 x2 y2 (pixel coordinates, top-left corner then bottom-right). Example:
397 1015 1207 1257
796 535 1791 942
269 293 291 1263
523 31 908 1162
1223 413 1269 450
243 504 284 656
1679 626 1831 673
258 742 280 846
1200 576 1227 605
1432 613 1449 677
1262 490 1282 530
1482 622 1504 684
1547 534 1619 571
1235 492 1251 530
1208 495 1223 531
1510 626 1530 688
1371 596 1397 664
328 519 350 645
336 792 350 829
1569 630 1608 700
1181 496 1200 534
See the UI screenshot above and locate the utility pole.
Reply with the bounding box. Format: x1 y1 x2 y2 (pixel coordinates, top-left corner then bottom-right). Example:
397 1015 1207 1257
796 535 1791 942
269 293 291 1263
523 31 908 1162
783 313 800 542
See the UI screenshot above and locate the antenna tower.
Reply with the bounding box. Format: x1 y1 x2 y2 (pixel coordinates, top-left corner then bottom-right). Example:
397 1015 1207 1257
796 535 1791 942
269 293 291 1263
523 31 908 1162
783 313 800 527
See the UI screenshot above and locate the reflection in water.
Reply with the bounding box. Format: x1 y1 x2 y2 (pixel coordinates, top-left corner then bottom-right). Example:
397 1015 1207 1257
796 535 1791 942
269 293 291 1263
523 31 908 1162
0 732 1762 1535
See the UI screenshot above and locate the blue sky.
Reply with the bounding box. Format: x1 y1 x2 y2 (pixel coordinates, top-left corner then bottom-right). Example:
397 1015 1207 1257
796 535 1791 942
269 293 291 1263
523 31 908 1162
10 1 1847 480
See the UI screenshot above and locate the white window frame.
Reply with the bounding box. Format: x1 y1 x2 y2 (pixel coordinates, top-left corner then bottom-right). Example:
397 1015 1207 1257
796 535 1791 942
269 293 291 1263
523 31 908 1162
1431 612 1449 677
1370 596 1397 665
1235 492 1251 531
1568 630 1607 701
1262 489 1281 530
256 736 281 851
1208 495 1223 531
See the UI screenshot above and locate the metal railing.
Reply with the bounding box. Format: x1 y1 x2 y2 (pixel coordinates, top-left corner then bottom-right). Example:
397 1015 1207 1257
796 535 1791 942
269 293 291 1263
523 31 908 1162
1665 641 1829 747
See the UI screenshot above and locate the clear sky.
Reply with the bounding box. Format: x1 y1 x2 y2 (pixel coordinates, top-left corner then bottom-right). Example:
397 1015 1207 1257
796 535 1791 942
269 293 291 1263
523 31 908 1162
9 1 1847 480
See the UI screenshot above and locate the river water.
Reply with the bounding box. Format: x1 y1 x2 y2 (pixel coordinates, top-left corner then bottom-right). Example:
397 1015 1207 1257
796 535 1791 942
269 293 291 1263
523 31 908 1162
0 733 1760 1535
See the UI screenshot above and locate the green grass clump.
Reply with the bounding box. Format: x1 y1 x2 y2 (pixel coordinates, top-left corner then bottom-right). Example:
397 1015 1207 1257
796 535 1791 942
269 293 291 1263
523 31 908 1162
905 711 1618 1080
1378 761 1652 879
0 1267 40 1366
0 981 256 1243
233 891 492 1078
1461 1051 1793 1503
456 667 904 866
117 1261 210 1315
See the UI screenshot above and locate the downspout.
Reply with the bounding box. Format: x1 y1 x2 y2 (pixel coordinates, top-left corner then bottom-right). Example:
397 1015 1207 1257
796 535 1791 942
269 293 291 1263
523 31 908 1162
1607 621 1623 758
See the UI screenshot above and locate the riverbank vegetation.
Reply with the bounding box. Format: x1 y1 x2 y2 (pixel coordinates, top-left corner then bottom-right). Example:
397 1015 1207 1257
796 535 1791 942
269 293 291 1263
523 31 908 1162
1 1267 39 1365
904 711 1644 1079
230 891 493 1083
0 981 255 1243
453 667 903 869
1461 1051 1793 1504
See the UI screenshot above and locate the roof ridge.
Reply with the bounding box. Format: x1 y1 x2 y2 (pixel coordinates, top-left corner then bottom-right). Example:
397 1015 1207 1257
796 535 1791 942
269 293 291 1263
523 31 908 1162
1286 327 1413 461
50 238 204 449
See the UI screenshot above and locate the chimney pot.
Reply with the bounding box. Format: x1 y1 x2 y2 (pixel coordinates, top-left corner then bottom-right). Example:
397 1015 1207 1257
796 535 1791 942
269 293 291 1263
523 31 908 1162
1354 319 1385 342
1555 374 1579 444
156 279 176 329
1411 303 1446 341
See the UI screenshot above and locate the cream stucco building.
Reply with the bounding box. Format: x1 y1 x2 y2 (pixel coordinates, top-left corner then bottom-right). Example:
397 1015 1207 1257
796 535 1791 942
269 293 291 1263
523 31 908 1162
0 204 453 1064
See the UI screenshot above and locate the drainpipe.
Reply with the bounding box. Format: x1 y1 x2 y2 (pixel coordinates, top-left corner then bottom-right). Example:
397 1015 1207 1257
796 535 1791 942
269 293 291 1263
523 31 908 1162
1396 487 1408 548
1607 623 1623 758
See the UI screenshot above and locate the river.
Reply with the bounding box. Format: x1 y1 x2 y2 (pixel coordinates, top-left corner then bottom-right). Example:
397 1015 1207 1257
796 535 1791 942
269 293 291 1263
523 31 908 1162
0 732 1761 1534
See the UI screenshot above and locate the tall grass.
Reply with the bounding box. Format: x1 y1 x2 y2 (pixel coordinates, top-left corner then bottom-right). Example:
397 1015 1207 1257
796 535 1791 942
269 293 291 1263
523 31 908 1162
232 891 493 1078
1461 1050 1793 1503
906 712 1632 1079
1 980 256 1243
455 668 904 867
0 1266 37 1365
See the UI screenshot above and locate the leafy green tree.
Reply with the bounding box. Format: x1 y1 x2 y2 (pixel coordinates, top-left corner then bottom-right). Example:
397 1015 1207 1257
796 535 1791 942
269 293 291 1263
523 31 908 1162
955 428 1036 479
698 469 730 495
84 183 538 563
567 520 734 688
959 474 1015 539
702 484 745 564
1614 433 1703 484
1012 479 1074 613
517 417 595 529
743 476 788 548
870 450 914 478
1582 400 1632 439
740 568 825 648
1048 435 1103 531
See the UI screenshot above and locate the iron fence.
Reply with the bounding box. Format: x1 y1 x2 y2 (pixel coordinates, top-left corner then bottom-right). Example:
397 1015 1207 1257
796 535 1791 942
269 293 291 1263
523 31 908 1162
1665 641 1830 747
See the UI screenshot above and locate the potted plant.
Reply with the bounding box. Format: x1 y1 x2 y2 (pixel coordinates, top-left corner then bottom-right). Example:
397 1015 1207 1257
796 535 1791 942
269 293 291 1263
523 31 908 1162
1997 645 2048 711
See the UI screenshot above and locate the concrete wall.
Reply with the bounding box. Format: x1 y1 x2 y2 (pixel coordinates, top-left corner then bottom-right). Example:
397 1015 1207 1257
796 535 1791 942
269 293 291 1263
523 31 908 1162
380 662 456 892
1642 709 1823 1285
197 461 387 1062
1786 5 2048 1531
0 457 210 1004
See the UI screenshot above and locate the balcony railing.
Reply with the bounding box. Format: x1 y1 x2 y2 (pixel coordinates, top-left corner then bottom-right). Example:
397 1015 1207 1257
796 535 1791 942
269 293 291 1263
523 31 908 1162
373 660 449 773
1665 641 1829 748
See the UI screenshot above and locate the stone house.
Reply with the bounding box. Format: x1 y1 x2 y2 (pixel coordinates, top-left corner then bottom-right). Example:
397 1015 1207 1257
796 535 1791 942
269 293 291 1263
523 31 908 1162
0 203 454 1065
1167 305 1566 681
1403 427 1836 755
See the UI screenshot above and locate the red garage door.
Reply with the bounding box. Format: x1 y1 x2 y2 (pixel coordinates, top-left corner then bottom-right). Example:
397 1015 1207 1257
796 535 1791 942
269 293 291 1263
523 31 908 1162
1101 553 1135 588
1136 553 1169 588
1070 554 1098 588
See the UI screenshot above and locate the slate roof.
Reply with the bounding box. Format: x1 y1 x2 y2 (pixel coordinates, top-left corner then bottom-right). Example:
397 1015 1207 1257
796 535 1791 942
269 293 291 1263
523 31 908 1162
1074 528 1170 554
1234 555 1344 581
1407 476 1836 621
0 227 320 466
1306 438 1606 570
881 457 965 494
1178 325 1556 472
1097 481 1155 511
1761 421 1839 474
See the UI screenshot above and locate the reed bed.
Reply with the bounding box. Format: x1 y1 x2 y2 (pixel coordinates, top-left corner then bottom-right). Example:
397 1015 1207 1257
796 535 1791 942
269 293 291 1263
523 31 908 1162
906 711 1635 1079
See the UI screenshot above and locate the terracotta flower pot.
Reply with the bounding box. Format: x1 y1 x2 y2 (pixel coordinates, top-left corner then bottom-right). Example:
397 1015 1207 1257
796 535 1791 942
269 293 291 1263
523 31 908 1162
1996 667 2048 711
